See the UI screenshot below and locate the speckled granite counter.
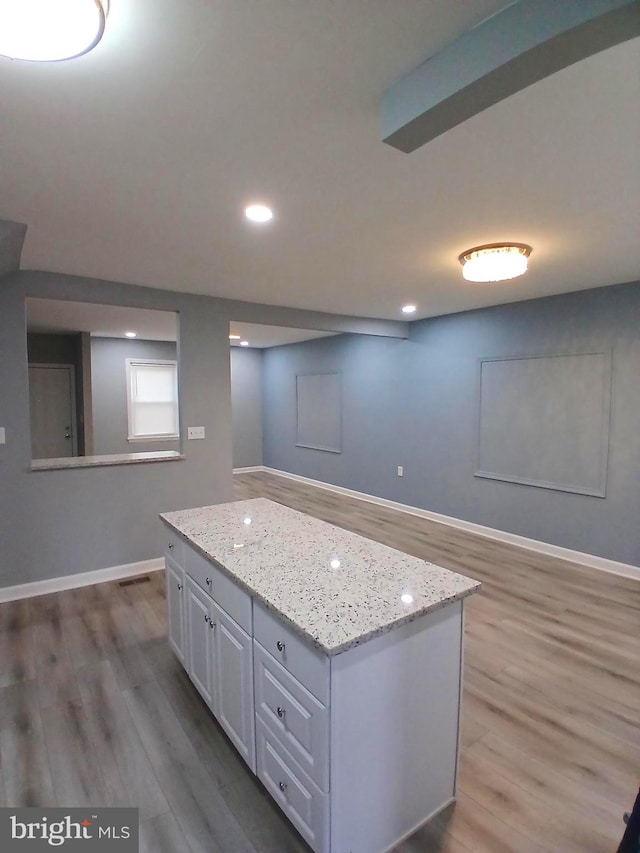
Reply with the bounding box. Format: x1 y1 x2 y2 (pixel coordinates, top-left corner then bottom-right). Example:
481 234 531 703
32 450 183 471
161 497 480 656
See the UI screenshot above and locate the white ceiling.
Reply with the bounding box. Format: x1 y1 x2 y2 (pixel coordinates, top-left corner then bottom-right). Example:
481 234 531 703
229 323 336 349
2 1 639 320
26 298 177 340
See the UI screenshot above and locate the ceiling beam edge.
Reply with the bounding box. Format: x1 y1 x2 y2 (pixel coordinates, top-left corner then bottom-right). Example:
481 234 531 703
0 220 27 279
382 0 640 153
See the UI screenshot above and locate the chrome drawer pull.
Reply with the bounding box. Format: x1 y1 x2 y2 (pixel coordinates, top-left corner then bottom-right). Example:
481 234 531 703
278 781 287 792
168 542 174 549
206 577 212 586
177 583 183 591
276 640 285 652
209 619 216 630
276 706 286 719
204 615 209 624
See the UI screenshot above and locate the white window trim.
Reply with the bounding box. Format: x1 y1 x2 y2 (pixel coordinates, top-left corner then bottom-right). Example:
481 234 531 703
125 358 180 442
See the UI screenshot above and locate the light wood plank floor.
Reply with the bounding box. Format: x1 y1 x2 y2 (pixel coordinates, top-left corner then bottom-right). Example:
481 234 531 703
0 470 637 852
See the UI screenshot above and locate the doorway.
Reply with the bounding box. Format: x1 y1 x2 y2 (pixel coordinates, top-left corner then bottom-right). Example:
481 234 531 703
28 364 78 458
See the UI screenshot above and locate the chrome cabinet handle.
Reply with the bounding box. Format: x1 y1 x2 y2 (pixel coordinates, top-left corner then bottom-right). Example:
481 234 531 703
177 583 183 591
209 619 216 630
278 781 287 792
276 706 286 719
168 542 174 549
204 614 209 624
276 640 285 652
206 577 212 586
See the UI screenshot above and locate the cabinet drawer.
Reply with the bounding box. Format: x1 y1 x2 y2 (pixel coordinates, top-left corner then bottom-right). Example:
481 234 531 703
164 529 184 567
185 545 252 634
256 716 328 853
255 641 328 790
254 603 328 704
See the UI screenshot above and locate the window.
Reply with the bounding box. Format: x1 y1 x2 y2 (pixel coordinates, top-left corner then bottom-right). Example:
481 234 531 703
126 359 179 441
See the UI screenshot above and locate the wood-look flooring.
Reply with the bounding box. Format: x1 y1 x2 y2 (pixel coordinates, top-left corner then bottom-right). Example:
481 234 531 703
0 469 637 852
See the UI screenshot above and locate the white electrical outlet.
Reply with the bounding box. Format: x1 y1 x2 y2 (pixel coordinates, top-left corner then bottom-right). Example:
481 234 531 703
187 426 206 440
397 465 403 477
0 427 5 444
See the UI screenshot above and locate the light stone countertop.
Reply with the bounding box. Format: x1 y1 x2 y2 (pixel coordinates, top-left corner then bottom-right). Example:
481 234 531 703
31 450 184 471
161 498 480 656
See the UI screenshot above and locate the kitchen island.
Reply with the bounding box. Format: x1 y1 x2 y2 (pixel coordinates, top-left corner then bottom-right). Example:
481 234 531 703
161 498 480 853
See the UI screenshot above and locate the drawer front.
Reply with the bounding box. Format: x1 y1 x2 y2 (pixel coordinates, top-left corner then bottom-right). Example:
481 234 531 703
164 528 184 568
185 545 252 634
255 641 328 790
256 716 328 853
254 603 328 704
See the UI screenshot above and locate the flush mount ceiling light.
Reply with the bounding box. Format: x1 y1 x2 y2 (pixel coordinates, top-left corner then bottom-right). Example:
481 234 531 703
240 340 249 346
0 0 108 62
458 243 532 282
245 204 273 223
124 331 137 338
401 304 417 314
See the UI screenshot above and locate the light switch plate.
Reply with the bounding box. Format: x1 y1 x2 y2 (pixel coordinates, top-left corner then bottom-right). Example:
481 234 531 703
0 427 5 444
187 426 206 440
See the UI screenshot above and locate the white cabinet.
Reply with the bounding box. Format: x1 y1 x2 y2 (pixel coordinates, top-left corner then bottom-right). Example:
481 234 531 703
165 557 186 665
164 522 466 853
254 640 328 790
256 716 328 852
213 601 255 771
165 538 255 772
185 575 215 708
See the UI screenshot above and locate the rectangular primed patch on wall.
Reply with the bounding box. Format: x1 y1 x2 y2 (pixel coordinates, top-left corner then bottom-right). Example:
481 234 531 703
476 352 611 496
296 372 342 453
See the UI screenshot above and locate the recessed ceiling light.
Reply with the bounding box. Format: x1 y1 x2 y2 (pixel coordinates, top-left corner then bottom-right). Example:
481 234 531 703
401 591 414 605
125 331 137 338
0 0 108 62
229 334 241 340
245 204 273 223
402 304 417 314
240 341 249 347
459 243 532 282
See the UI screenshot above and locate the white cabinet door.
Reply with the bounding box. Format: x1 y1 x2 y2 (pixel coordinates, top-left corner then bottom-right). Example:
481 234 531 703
186 575 215 709
166 559 186 665
213 600 256 771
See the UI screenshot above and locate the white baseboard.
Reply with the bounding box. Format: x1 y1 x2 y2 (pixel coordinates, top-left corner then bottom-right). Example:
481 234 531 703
233 465 265 473
258 466 640 582
0 558 165 604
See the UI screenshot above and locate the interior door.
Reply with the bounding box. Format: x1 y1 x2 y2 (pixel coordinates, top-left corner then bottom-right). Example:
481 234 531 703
28 364 77 458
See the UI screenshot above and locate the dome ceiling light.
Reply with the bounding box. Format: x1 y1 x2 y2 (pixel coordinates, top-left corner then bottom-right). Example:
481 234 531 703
458 243 532 283
245 204 273 223
0 0 108 63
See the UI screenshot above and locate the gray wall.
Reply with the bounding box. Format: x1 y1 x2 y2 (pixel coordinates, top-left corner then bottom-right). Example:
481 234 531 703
230 347 263 468
91 337 180 455
27 332 79 366
0 271 233 586
1 270 396 588
263 282 640 566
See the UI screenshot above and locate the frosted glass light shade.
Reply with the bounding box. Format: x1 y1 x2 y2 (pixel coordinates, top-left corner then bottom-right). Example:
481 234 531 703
459 243 532 282
0 0 107 62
